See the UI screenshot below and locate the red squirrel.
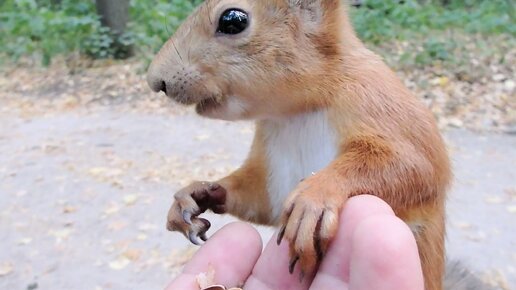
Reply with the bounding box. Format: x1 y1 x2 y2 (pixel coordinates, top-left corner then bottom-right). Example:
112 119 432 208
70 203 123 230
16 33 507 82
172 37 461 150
146 0 455 289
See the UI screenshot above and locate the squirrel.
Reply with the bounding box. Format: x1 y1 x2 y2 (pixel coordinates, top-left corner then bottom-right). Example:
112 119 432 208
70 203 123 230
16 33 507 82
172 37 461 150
146 0 489 289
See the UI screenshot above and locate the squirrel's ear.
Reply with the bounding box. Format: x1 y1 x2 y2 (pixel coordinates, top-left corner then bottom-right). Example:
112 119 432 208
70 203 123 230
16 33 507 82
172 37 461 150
287 0 341 24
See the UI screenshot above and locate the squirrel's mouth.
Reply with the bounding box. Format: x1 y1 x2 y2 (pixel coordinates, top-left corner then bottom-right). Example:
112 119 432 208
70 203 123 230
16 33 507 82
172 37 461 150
195 96 223 114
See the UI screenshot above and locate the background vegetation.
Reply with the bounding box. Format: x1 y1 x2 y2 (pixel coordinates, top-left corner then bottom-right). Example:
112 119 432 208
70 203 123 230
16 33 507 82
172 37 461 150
0 0 514 67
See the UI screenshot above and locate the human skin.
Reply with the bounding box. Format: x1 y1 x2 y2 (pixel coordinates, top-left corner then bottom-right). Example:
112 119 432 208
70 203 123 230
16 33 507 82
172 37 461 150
166 195 424 290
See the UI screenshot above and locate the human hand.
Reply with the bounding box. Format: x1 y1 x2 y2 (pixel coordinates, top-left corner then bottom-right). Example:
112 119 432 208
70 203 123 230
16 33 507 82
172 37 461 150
166 195 424 290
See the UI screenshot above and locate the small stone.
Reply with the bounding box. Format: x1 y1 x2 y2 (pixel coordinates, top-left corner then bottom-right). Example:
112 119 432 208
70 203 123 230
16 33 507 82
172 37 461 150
492 73 506 82
448 118 464 128
504 80 515 91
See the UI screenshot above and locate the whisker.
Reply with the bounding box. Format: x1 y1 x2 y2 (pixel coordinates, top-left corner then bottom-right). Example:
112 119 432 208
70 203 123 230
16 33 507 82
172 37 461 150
207 2 213 25
171 39 184 63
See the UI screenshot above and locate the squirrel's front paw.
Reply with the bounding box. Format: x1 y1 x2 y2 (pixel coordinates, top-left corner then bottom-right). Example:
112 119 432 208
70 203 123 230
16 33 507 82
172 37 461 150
277 183 340 278
167 181 226 245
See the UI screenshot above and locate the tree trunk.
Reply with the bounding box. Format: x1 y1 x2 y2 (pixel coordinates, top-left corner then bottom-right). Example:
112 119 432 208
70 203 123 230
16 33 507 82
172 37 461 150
95 0 129 35
50 0 62 7
95 0 132 59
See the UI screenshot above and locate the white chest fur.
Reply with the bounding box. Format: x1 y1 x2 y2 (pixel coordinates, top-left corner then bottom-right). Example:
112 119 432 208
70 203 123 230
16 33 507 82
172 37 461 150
263 110 339 221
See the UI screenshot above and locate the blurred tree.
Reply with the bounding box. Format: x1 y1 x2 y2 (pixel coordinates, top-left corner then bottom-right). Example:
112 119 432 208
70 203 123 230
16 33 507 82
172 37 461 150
50 0 62 7
96 0 129 36
95 0 133 58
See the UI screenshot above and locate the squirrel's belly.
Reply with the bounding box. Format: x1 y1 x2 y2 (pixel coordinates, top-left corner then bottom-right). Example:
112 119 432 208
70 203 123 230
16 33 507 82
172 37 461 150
263 110 339 221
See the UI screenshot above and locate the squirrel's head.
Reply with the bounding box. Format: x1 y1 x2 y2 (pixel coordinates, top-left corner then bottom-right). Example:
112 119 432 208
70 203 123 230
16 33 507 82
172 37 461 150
147 0 359 120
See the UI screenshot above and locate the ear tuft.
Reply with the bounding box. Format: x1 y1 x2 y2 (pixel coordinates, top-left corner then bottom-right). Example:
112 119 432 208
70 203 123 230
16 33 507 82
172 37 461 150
288 0 323 24
287 0 342 26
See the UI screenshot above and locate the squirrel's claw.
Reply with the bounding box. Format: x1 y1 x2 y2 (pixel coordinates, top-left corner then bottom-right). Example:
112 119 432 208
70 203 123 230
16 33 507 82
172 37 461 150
278 187 339 277
167 181 227 246
188 230 202 245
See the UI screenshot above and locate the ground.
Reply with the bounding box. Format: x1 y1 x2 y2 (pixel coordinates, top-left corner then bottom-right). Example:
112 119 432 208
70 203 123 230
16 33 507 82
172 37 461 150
0 62 514 290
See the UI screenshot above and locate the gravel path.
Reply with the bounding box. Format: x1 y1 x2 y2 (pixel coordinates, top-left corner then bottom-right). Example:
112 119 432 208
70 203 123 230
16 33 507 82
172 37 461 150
0 108 514 290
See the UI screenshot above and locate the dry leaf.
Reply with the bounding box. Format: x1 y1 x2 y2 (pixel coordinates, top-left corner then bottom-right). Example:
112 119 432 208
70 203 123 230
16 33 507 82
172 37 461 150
453 221 472 230
122 249 142 262
0 262 13 276
202 286 225 290
136 234 147 241
123 194 139 206
107 221 127 231
49 229 72 240
506 205 516 213
18 238 32 245
63 205 77 214
197 265 216 289
438 76 449 87
195 134 210 141
104 203 120 215
484 196 503 204
88 167 108 176
109 257 131 270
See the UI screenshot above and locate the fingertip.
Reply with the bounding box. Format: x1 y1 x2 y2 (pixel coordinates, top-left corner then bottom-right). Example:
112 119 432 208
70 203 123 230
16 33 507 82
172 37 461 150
341 195 395 224
168 222 262 290
244 233 312 290
314 195 395 284
352 215 419 268
350 215 424 290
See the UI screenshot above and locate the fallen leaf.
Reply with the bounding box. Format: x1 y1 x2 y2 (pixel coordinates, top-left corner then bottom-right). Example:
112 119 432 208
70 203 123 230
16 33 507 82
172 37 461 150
109 257 131 270
485 196 503 204
123 194 139 206
197 265 216 289
438 76 449 87
108 221 127 231
195 134 210 141
453 221 472 230
88 167 109 176
506 205 516 214
63 205 77 214
122 249 142 262
18 238 32 246
0 262 13 276
465 231 486 242
104 203 120 215
49 229 72 240
138 223 157 232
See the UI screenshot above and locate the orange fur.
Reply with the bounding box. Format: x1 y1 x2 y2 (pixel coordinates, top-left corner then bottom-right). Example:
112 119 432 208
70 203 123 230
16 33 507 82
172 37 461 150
147 0 451 289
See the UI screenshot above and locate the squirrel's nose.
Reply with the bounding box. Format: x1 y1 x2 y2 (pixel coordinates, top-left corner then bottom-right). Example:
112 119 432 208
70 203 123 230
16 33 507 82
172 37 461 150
158 81 167 94
147 71 167 94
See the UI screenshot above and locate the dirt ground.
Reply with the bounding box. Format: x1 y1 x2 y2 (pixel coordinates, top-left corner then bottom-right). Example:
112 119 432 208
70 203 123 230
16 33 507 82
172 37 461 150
0 62 514 290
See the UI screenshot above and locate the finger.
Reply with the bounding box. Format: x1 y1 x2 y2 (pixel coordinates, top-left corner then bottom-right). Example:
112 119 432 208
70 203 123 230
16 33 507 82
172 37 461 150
277 203 294 245
310 195 394 289
295 208 322 276
244 233 312 290
166 222 262 290
349 215 424 290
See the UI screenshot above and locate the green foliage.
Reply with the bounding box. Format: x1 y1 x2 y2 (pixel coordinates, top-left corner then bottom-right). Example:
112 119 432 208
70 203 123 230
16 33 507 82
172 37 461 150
351 0 515 44
0 0 201 64
0 0 514 66
0 0 100 65
128 0 202 55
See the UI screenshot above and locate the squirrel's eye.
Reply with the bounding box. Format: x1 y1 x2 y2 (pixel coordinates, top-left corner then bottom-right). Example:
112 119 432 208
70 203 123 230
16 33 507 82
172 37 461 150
217 9 248 35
